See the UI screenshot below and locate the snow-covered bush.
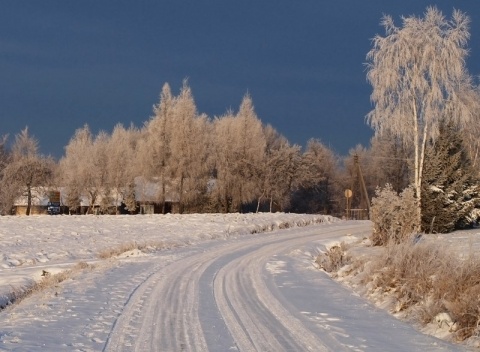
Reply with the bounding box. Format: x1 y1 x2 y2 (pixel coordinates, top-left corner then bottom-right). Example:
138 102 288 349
315 242 350 273
369 184 417 245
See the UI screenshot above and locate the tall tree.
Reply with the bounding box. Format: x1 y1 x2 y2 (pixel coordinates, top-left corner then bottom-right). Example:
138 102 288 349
0 135 12 214
107 124 139 213
2 128 54 215
211 112 237 213
369 133 411 193
366 7 478 228
60 125 96 213
211 95 266 213
91 131 112 213
257 125 301 212
290 139 339 214
168 80 210 213
421 120 480 233
147 83 175 212
231 94 266 211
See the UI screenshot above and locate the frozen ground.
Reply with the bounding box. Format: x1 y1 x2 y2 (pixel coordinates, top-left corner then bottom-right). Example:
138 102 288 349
0 213 474 351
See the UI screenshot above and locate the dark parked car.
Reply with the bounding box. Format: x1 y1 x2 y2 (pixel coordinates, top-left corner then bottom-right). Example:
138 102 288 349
47 202 61 215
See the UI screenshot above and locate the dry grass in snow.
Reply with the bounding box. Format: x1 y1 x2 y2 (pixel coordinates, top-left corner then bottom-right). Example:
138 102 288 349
319 236 480 346
2 261 95 310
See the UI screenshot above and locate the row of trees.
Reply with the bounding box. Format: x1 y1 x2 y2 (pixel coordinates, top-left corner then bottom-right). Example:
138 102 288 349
1 83 478 228
0 81 360 216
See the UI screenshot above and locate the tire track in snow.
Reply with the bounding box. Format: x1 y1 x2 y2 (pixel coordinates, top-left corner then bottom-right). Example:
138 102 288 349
211 226 361 351
104 222 370 351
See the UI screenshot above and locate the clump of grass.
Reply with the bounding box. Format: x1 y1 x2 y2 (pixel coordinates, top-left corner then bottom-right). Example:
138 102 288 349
1 261 95 310
316 242 351 273
96 240 179 259
358 240 480 341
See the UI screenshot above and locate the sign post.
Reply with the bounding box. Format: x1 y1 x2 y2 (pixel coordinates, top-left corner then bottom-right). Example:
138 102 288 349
344 189 352 220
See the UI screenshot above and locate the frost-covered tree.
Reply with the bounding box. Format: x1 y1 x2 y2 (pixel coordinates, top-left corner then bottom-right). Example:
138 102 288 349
2 128 54 215
169 81 210 213
92 131 113 213
461 107 480 171
107 124 139 213
178 112 211 212
138 81 212 213
231 94 266 210
60 125 96 214
370 184 417 245
0 135 12 214
211 112 237 212
290 139 339 214
256 125 301 212
0 135 8 169
369 133 411 193
366 7 478 228
421 120 480 233
211 95 266 213
140 83 175 212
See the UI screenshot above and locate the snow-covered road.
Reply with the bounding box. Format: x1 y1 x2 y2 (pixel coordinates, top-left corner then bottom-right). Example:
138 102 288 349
105 223 365 351
0 219 468 351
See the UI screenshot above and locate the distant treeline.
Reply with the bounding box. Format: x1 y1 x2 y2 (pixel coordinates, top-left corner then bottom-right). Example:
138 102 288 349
1 81 416 216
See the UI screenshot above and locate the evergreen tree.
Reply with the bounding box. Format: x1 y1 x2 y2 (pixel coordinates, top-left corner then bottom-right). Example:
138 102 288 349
421 120 480 233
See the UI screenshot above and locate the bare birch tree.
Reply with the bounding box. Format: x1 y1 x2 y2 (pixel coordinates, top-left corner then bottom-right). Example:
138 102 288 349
366 7 478 227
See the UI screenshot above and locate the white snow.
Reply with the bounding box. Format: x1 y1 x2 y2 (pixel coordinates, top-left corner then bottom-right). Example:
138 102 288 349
0 213 475 350
0 213 330 306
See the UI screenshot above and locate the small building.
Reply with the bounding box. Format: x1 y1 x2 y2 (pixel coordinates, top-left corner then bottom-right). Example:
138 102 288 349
12 188 63 215
11 177 182 215
134 176 180 214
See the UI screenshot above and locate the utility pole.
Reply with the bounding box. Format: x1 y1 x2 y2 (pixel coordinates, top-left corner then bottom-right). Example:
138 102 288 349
354 154 370 219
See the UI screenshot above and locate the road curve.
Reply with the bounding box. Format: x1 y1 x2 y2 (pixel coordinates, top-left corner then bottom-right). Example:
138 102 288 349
104 221 464 352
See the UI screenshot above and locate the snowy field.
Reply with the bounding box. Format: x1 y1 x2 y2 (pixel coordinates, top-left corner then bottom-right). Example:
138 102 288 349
0 213 330 306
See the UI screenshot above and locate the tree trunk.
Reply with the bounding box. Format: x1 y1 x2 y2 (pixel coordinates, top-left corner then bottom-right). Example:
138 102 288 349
26 184 32 216
412 99 422 231
256 190 266 213
178 176 184 214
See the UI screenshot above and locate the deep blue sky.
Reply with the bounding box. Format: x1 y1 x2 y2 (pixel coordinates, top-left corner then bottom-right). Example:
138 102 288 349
1 1 480 158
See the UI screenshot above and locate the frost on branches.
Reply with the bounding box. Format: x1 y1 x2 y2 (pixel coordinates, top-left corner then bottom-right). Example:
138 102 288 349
370 184 417 246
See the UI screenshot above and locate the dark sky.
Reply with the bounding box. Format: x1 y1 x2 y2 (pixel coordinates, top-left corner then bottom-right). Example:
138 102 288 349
1 1 480 158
